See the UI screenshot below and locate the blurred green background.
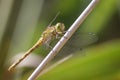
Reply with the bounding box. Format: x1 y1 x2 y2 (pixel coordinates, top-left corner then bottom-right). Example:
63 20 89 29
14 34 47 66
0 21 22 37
0 0 120 80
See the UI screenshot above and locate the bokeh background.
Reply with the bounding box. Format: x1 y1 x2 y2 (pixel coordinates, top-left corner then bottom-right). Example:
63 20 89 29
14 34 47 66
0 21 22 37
0 0 120 80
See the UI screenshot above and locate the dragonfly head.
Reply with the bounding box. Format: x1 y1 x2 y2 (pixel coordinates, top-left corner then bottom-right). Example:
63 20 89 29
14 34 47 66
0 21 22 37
55 23 65 34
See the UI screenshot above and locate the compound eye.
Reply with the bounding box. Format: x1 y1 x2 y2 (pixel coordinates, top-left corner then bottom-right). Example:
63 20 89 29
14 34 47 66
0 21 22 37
55 23 65 34
59 23 65 32
56 23 61 28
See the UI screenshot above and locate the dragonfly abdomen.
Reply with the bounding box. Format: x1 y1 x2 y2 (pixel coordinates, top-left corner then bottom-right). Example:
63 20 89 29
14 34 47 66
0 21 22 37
8 37 44 71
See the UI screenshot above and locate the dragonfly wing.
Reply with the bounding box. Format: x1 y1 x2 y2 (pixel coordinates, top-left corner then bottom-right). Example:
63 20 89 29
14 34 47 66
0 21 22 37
57 32 98 57
69 32 98 47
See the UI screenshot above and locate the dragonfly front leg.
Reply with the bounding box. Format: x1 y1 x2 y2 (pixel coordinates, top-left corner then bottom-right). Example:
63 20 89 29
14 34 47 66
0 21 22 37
55 30 66 39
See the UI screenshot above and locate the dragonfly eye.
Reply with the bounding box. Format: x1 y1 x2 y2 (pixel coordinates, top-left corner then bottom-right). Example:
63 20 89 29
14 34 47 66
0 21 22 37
55 23 65 34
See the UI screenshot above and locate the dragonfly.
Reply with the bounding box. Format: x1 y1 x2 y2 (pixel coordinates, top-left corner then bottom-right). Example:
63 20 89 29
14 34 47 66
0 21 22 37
8 22 98 71
8 22 66 71
8 9 98 71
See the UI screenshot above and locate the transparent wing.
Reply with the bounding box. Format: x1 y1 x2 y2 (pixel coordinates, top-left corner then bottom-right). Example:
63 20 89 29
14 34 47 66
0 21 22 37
57 32 98 57
69 32 98 47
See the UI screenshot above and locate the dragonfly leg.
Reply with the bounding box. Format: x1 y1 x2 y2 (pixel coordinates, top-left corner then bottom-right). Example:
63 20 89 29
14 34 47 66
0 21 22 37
44 39 53 49
46 43 53 49
55 30 66 39
55 34 61 39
